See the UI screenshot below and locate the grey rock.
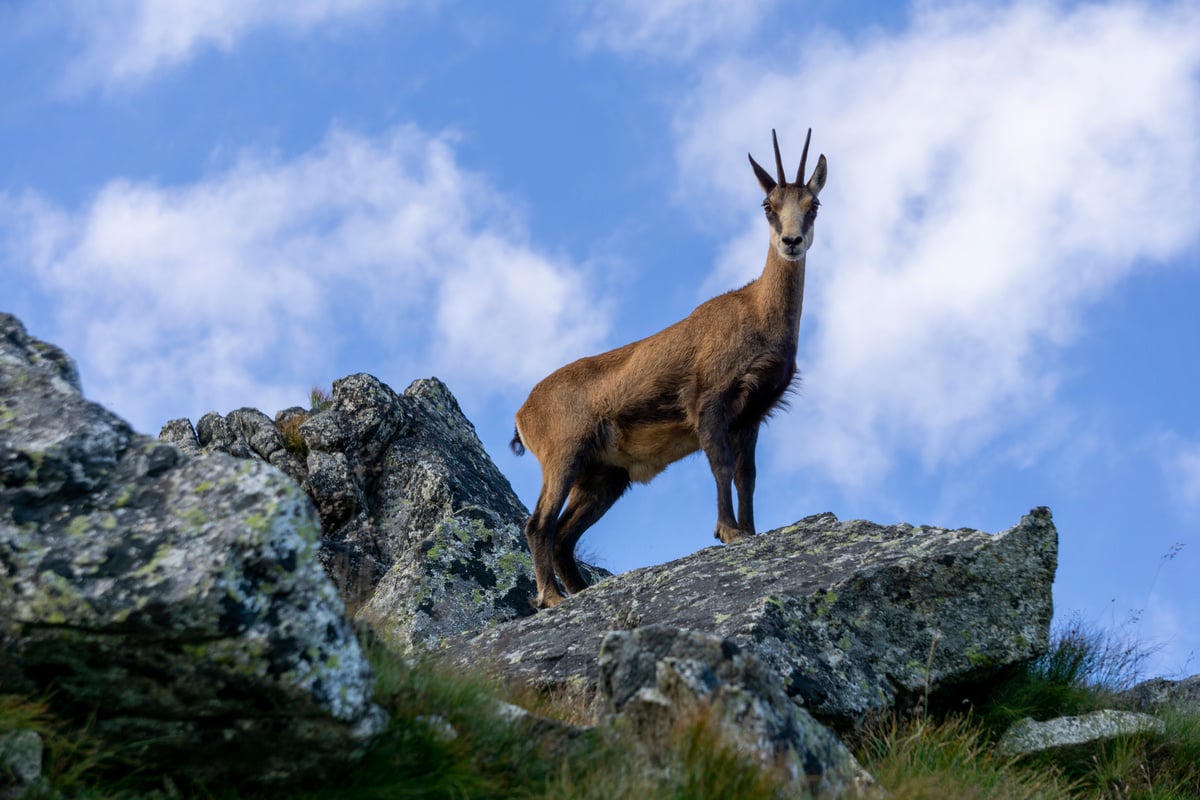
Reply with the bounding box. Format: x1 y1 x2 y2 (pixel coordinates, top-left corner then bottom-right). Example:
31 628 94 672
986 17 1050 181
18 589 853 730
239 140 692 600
449 508 1057 727
158 418 202 457
168 407 307 484
998 710 1166 757
162 371 605 649
0 729 42 789
493 700 590 757
1 313 386 786
1118 674 1200 713
599 625 873 796
228 407 307 482
357 505 541 650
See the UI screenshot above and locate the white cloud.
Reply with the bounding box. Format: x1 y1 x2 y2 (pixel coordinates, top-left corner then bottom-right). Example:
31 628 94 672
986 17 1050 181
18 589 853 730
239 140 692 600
1137 588 1197 680
573 0 779 59
673 2 1200 488
1160 435 1200 509
58 0 396 89
1 125 609 433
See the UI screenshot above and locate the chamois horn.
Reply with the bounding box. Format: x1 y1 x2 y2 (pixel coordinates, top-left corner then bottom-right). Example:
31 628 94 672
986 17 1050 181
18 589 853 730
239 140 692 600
796 127 813 185
772 129 786 186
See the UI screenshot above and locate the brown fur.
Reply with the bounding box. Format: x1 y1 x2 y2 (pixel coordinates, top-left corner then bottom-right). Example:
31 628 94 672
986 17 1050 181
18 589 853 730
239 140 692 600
513 129 828 608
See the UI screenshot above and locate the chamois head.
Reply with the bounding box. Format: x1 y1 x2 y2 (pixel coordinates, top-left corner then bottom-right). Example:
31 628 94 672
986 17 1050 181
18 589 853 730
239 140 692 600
749 128 827 262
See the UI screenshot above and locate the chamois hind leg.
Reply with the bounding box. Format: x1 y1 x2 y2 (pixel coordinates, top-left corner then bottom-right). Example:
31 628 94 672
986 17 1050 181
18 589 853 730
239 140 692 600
698 401 749 544
731 425 759 535
553 465 630 594
525 461 577 609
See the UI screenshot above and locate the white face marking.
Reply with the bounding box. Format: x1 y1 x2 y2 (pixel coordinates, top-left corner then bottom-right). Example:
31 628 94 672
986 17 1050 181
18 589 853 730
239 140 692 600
765 189 816 261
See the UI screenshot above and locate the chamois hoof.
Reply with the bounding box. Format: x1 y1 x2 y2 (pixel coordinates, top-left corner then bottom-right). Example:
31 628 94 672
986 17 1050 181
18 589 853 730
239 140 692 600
715 524 753 544
533 591 566 610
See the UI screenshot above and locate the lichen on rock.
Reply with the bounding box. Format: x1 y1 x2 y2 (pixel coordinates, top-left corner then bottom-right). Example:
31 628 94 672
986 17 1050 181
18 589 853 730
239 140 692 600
161 371 606 651
448 508 1058 729
0 313 385 787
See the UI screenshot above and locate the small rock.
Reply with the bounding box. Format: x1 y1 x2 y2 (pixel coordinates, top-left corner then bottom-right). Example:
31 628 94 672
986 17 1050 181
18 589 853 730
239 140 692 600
1118 674 1200 713
0 729 43 788
998 710 1166 757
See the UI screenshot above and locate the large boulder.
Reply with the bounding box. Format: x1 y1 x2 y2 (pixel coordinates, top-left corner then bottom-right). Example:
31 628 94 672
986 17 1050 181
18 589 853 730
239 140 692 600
0 314 385 786
599 625 874 796
162 373 605 651
449 508 1058 728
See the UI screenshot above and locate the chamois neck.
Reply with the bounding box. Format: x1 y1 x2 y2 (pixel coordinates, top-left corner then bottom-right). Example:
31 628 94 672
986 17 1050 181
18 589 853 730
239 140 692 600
753 246 807 328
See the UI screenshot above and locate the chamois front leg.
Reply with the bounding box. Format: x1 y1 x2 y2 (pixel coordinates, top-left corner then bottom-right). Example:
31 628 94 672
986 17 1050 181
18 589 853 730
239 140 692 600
699 405 750 544
732 425 759 535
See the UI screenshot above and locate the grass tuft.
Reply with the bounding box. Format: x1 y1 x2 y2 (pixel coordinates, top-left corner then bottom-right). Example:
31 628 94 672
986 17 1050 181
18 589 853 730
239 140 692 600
277 414 308 459
973 613 1149 737
854 713 1074 799
310 385 333 412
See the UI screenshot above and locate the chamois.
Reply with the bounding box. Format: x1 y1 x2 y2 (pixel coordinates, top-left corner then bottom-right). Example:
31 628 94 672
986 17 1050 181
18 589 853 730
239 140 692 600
511 129 827 608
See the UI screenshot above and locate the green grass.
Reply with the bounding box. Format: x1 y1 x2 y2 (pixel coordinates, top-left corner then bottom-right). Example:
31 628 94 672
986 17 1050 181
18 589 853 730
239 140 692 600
310 650 794 800
309 386 333 413
970 614 1147 737
4 622 1199 799
849 616 1200 800
275 386 334 459
853 713 1074 799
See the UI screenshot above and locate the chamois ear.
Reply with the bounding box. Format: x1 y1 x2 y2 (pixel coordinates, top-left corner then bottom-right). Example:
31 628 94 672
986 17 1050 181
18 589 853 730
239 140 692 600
806 154 827 197
748 152 776 195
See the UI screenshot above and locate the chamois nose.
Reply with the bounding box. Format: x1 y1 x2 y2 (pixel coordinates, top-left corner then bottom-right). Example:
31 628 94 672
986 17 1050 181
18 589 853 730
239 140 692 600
781 236 802 248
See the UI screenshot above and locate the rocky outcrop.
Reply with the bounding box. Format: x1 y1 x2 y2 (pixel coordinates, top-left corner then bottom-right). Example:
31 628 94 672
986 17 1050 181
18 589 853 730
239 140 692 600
599 625 873 796
0 314 385 786
997 710 1166 757
449 509 1058 728
161 373 605 650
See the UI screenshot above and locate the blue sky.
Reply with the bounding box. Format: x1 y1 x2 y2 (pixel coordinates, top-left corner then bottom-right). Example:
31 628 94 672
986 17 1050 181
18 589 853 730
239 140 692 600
2 1 1198 679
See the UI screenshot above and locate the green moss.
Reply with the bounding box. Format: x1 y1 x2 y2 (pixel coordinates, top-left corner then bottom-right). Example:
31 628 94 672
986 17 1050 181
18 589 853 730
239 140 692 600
194 481 215 493
129 542 178 578
714 612 732 626
21 451 45 487
31 571 86 624
965 645 993 668
181 507 208 531
244 513 269 533
815 589 839 617
496 549 531 580
65 514 91 537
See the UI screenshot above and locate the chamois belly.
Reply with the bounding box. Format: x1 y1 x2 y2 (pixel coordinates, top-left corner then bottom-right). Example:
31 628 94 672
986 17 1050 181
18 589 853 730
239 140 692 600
602 421 699 484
